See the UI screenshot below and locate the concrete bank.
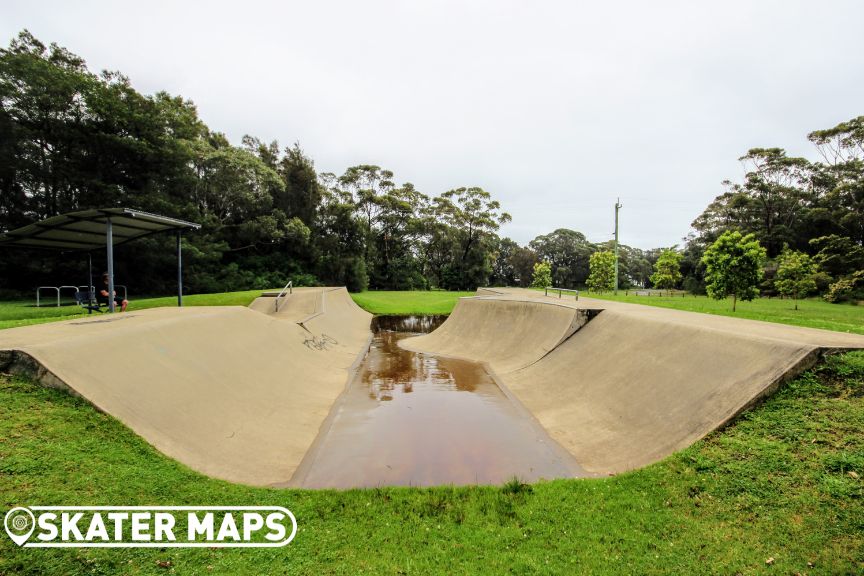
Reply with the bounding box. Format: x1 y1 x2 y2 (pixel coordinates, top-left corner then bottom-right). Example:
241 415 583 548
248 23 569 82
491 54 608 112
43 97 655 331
0 287 371 486
401 288 864 475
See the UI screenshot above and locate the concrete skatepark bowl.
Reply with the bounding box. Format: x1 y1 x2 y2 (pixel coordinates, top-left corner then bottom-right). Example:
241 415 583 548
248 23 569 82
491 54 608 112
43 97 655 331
288 315 583 488
2 286 864 488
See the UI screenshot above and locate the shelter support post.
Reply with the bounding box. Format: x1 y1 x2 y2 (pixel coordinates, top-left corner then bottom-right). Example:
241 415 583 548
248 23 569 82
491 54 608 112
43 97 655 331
88 253 94 314
177 229 183 307
106 217 115 312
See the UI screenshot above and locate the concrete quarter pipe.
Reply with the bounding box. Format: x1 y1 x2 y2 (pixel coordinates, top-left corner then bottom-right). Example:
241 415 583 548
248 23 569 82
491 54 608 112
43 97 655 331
401 288 864 475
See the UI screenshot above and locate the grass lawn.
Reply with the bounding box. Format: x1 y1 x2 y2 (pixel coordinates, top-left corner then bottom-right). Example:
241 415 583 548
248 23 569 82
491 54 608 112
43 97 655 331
583 292 864 334
0 289 472 331
0 290 267 331
350 290 475 315
1 350 862 574
6 288 858 335
0 288 862 573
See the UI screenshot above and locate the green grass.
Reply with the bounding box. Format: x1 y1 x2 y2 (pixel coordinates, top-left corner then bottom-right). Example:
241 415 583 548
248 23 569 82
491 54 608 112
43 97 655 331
0 289 471 331
583 292 864 334
7 287 859 336
1 351 862 574
0 290 267 331
350 290 475 315
1 288 863 572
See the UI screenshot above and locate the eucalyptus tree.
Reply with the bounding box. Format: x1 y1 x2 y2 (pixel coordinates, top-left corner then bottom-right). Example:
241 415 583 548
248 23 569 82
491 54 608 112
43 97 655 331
529 228 593 288
511 246 539 287
372 182 428 289
278 143 321 228
0 30 95 222
808 116 864 246
417 206 456 289
432 187 511 290
314 176 368 291
490 237 520 286
692 149 812 258
337 165 393 259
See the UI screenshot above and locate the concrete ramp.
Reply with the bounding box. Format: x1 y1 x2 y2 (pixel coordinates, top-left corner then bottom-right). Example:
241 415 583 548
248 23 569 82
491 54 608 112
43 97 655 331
6 284 864 485
0 287 371 486
250 287 372 354
401 297 593 372
402 290 864 475
248 287 321 321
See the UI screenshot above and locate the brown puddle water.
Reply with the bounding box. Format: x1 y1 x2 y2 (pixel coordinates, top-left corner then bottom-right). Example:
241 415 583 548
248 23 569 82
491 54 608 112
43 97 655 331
292 315 583 488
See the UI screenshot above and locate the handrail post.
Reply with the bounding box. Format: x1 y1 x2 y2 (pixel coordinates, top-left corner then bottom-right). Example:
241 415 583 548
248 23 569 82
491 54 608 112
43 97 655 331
274 280 293 312
547 286 579 301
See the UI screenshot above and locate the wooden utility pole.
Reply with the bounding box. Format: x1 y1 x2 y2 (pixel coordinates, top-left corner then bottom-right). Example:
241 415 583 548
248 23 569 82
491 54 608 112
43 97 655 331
614 198 622 294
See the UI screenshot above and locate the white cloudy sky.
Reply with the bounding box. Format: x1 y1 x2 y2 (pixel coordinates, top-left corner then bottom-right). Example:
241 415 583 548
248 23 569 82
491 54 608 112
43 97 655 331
4 1 864 248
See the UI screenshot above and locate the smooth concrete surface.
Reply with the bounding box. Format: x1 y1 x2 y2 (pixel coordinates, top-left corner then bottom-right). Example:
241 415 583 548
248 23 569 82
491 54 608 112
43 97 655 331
399 297 593 372
5 283 864 485
401 288 864 475
248 288 319 321
0 287 372 486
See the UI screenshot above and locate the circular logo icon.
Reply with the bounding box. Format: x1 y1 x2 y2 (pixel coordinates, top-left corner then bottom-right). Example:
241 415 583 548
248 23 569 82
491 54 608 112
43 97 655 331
4 507 36 546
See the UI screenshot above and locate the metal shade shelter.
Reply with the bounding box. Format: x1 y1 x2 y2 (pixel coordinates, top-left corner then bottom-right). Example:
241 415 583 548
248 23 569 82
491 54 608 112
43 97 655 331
0 208 201 312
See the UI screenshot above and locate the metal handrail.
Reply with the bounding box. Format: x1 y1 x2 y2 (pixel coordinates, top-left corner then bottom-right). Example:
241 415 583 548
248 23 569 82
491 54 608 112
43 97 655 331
36 286 59 307
545 286 579 300
59 285 79 305
36 284 131 308
274 281 293 312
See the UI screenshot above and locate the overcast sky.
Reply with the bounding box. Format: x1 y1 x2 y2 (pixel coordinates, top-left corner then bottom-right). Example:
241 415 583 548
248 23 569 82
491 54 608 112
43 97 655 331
4 1 864 248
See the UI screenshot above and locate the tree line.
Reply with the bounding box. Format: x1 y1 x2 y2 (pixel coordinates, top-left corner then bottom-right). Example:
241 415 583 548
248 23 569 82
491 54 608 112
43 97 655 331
0 31 656 297
685 120 864 303
0 31 861 304
0 32 510 295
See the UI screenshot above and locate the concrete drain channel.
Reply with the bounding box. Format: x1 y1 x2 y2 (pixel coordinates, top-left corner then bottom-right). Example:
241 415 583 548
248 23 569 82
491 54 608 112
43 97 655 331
290 315 583 489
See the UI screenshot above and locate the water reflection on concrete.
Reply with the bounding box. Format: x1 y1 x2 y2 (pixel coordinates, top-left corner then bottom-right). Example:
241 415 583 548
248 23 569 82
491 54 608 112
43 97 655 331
296 315 581 488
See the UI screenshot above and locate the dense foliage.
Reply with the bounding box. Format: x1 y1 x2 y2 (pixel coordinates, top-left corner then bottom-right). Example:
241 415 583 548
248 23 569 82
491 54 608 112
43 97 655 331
0 32 514 295
586 251 616 293
650 249 683 291
689 122 864 301
0 31 861 301
529 261 552 289
774 248 818 310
